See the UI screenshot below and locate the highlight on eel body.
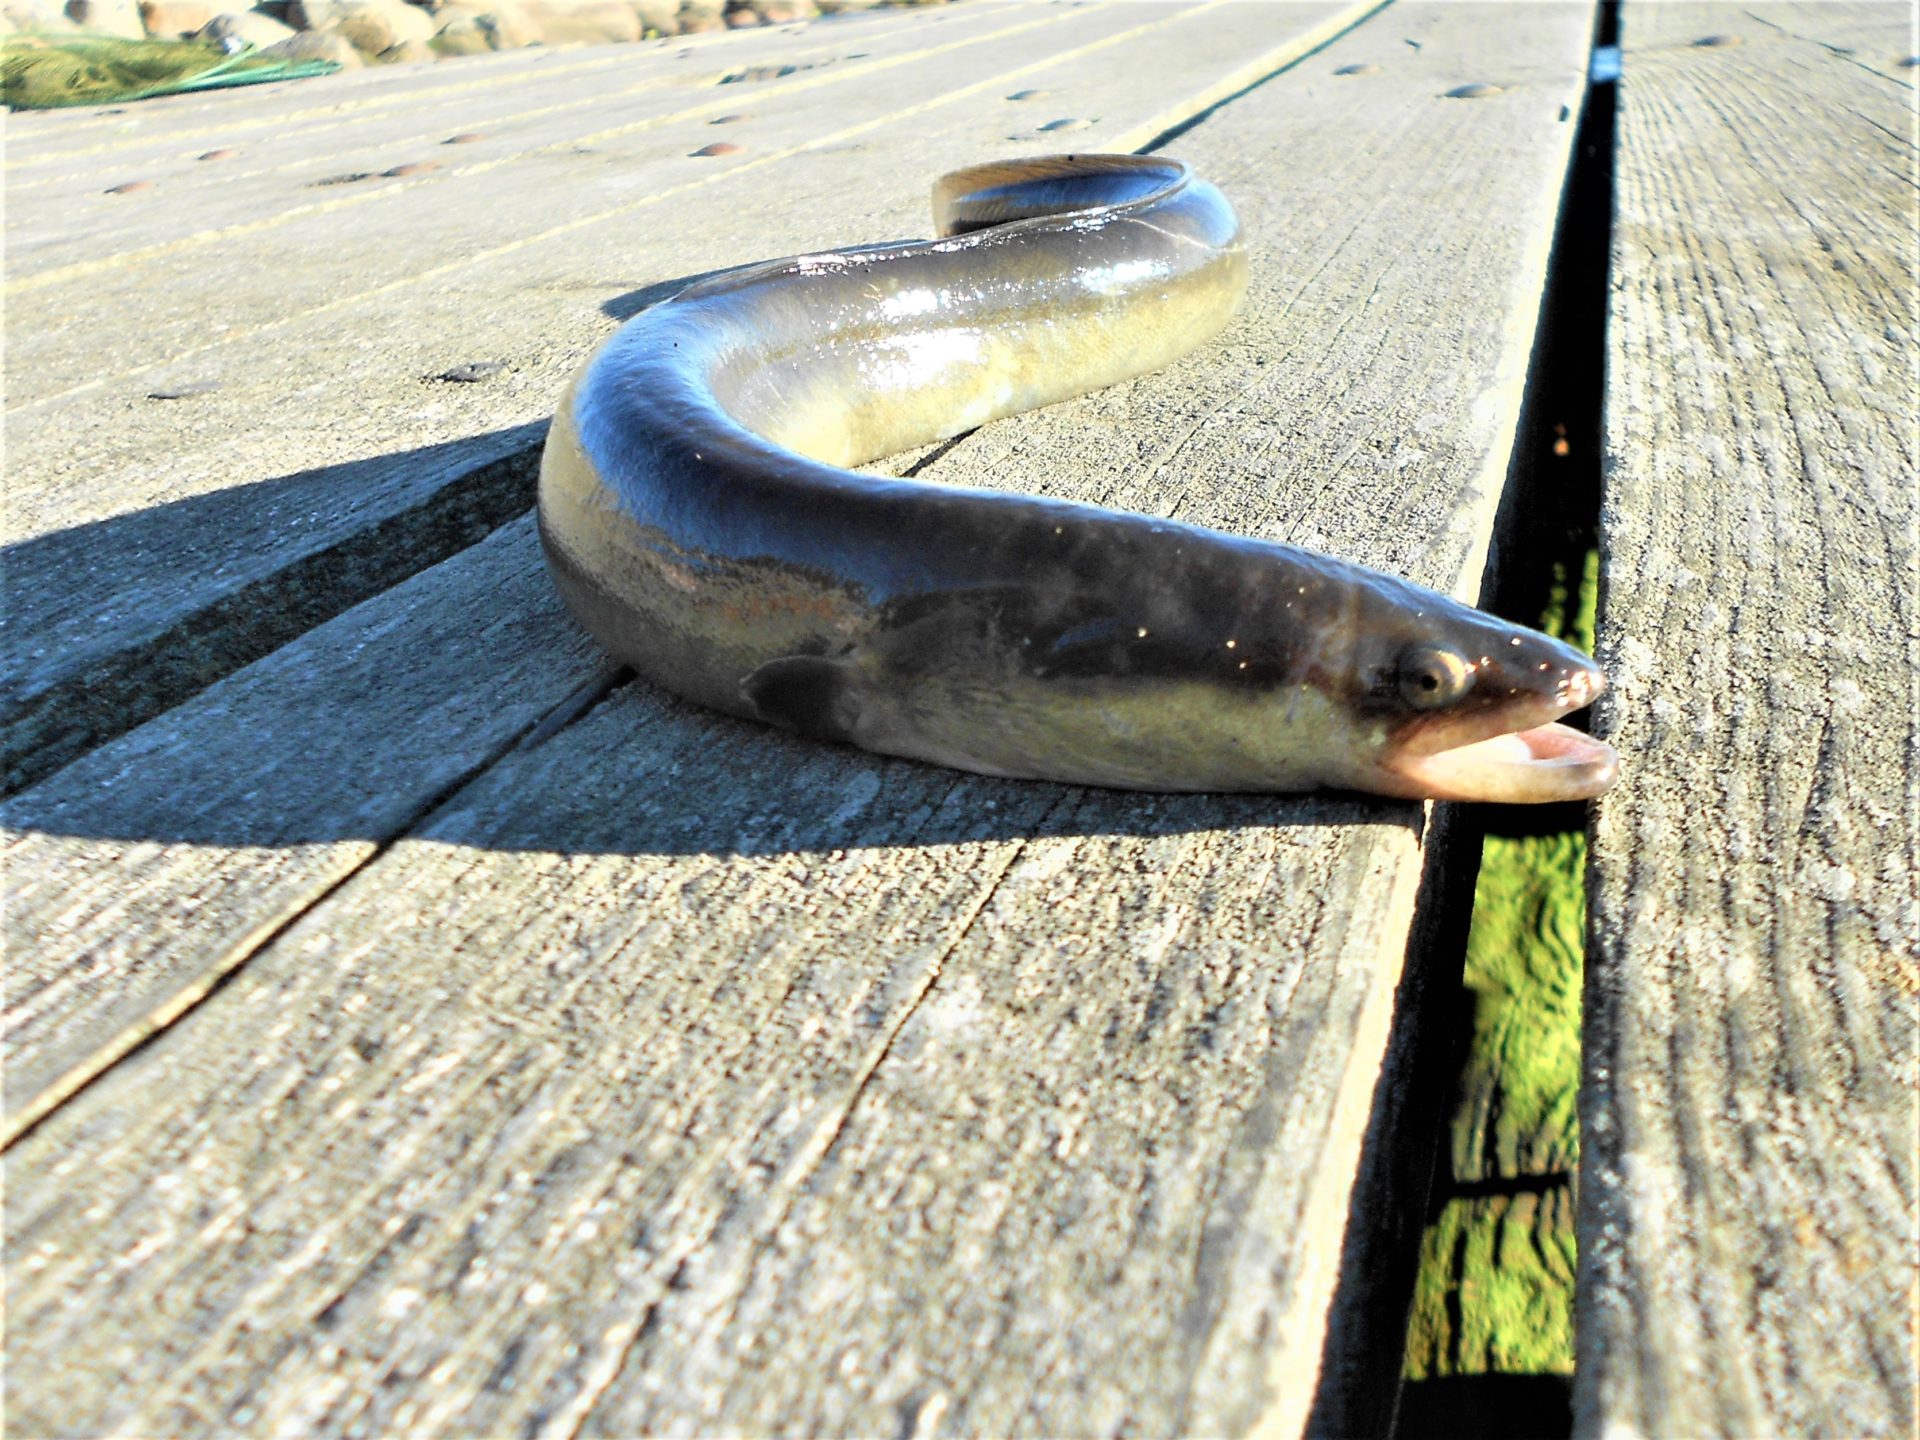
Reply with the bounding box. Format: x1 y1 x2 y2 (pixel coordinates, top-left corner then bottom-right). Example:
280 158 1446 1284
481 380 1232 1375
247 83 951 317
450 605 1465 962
537 153 1620 803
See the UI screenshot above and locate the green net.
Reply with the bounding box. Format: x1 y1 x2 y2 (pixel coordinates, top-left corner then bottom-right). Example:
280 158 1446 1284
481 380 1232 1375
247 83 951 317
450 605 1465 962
3 34 339 109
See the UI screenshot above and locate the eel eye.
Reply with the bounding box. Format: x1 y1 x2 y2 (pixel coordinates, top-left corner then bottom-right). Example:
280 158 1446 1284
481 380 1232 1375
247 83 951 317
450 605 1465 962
1396 645 1472 710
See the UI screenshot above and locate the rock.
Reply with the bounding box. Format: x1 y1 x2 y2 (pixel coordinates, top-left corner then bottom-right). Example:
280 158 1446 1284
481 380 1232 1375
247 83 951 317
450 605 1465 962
626 0 671 33
430 0 537 50
673 0 720 32
425 14 483 49
376 33 430 58
260 25 361 63
745 0 813 20
64 0 144 37
520 0 637 44
5 0 77 29
139 0 212 33
288 0 432 51
195 8 294 44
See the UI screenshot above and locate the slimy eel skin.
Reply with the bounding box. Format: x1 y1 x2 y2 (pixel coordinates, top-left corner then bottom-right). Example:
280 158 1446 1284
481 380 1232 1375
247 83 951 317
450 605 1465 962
538 154 1619 802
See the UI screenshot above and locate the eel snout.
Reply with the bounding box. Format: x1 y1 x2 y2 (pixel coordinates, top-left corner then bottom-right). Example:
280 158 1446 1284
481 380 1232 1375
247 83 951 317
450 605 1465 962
1382 666 1617 803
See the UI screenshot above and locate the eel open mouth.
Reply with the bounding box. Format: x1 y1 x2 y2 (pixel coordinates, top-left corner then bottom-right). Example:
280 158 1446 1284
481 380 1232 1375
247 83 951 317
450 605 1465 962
1374 656 1619 804
1387 720 1619 803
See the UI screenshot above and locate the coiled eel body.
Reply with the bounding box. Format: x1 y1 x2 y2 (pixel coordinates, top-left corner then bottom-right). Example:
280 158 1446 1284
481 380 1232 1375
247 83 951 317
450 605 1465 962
539 155 1619 802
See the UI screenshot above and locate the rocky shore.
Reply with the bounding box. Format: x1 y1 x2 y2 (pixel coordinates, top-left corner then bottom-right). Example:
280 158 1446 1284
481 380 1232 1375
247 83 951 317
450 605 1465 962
3 0 952 70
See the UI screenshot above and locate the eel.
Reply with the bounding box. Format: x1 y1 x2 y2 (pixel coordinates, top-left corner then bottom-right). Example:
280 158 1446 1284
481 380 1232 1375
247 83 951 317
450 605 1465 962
538 154 1619 802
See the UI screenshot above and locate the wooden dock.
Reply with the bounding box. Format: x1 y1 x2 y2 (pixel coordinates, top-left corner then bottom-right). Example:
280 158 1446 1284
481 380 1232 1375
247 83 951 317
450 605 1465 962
4 2 1912 1435
1582 5 1916 1437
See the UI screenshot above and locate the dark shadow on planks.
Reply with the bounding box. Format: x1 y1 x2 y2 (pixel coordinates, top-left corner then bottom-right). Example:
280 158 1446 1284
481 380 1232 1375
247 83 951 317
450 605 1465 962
0 425 548 797
1305 802 1480 1440
1397 1375 1573 1440
0 267 758 800
5 254 1450 858
4 412 1432 858
4 642 1419 853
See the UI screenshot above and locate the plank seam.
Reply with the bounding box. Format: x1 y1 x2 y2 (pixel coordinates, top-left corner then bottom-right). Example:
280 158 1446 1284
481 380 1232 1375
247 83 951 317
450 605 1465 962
558 819 1053 1440
2 4 1092 301
1132 0 1395 154
2 438 544 797
0 659 627 1150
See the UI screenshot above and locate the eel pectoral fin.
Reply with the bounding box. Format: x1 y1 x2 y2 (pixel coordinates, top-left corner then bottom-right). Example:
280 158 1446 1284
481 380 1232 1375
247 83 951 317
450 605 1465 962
740 655 863 743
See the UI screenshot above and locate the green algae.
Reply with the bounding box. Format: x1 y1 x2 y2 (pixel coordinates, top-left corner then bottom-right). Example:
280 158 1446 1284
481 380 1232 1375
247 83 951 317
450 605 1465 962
3 35 337 110
1404 823 1585 1383
1403 549 1598 1401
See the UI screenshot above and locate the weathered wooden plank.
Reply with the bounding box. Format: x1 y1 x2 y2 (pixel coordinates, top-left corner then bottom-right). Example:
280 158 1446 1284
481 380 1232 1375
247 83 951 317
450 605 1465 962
4 5 1597 1435
0 0 1376 1131
1 5 1040 272
2 0 1367 793
0 514 603 1136
1 0 1367 1124
0 2 1242 393
0 8 917 183
1581 4 1918 1437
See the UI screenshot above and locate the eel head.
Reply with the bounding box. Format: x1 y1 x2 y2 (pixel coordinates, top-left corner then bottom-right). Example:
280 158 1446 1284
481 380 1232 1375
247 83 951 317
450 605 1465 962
1359 614 1612 806
1336 582 1619 804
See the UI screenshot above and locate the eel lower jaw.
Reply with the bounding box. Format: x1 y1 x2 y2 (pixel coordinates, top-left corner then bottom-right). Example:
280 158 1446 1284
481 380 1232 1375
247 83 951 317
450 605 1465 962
1380 722 1619 803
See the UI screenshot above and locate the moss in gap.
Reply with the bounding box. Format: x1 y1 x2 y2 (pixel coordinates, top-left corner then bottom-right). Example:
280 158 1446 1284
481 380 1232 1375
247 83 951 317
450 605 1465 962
1404 823 1586 1381
1405 1185 1580 1381
1402 549 1597 1393
1541 546 1598 657
1447 823 1587 1182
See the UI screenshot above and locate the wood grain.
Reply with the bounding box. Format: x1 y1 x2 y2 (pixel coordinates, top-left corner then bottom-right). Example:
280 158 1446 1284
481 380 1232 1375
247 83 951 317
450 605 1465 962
1580 5 1918 1436
1 0 1366 1138
5 3 1598 1435
1 516 604 1138
0 0 1365 792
